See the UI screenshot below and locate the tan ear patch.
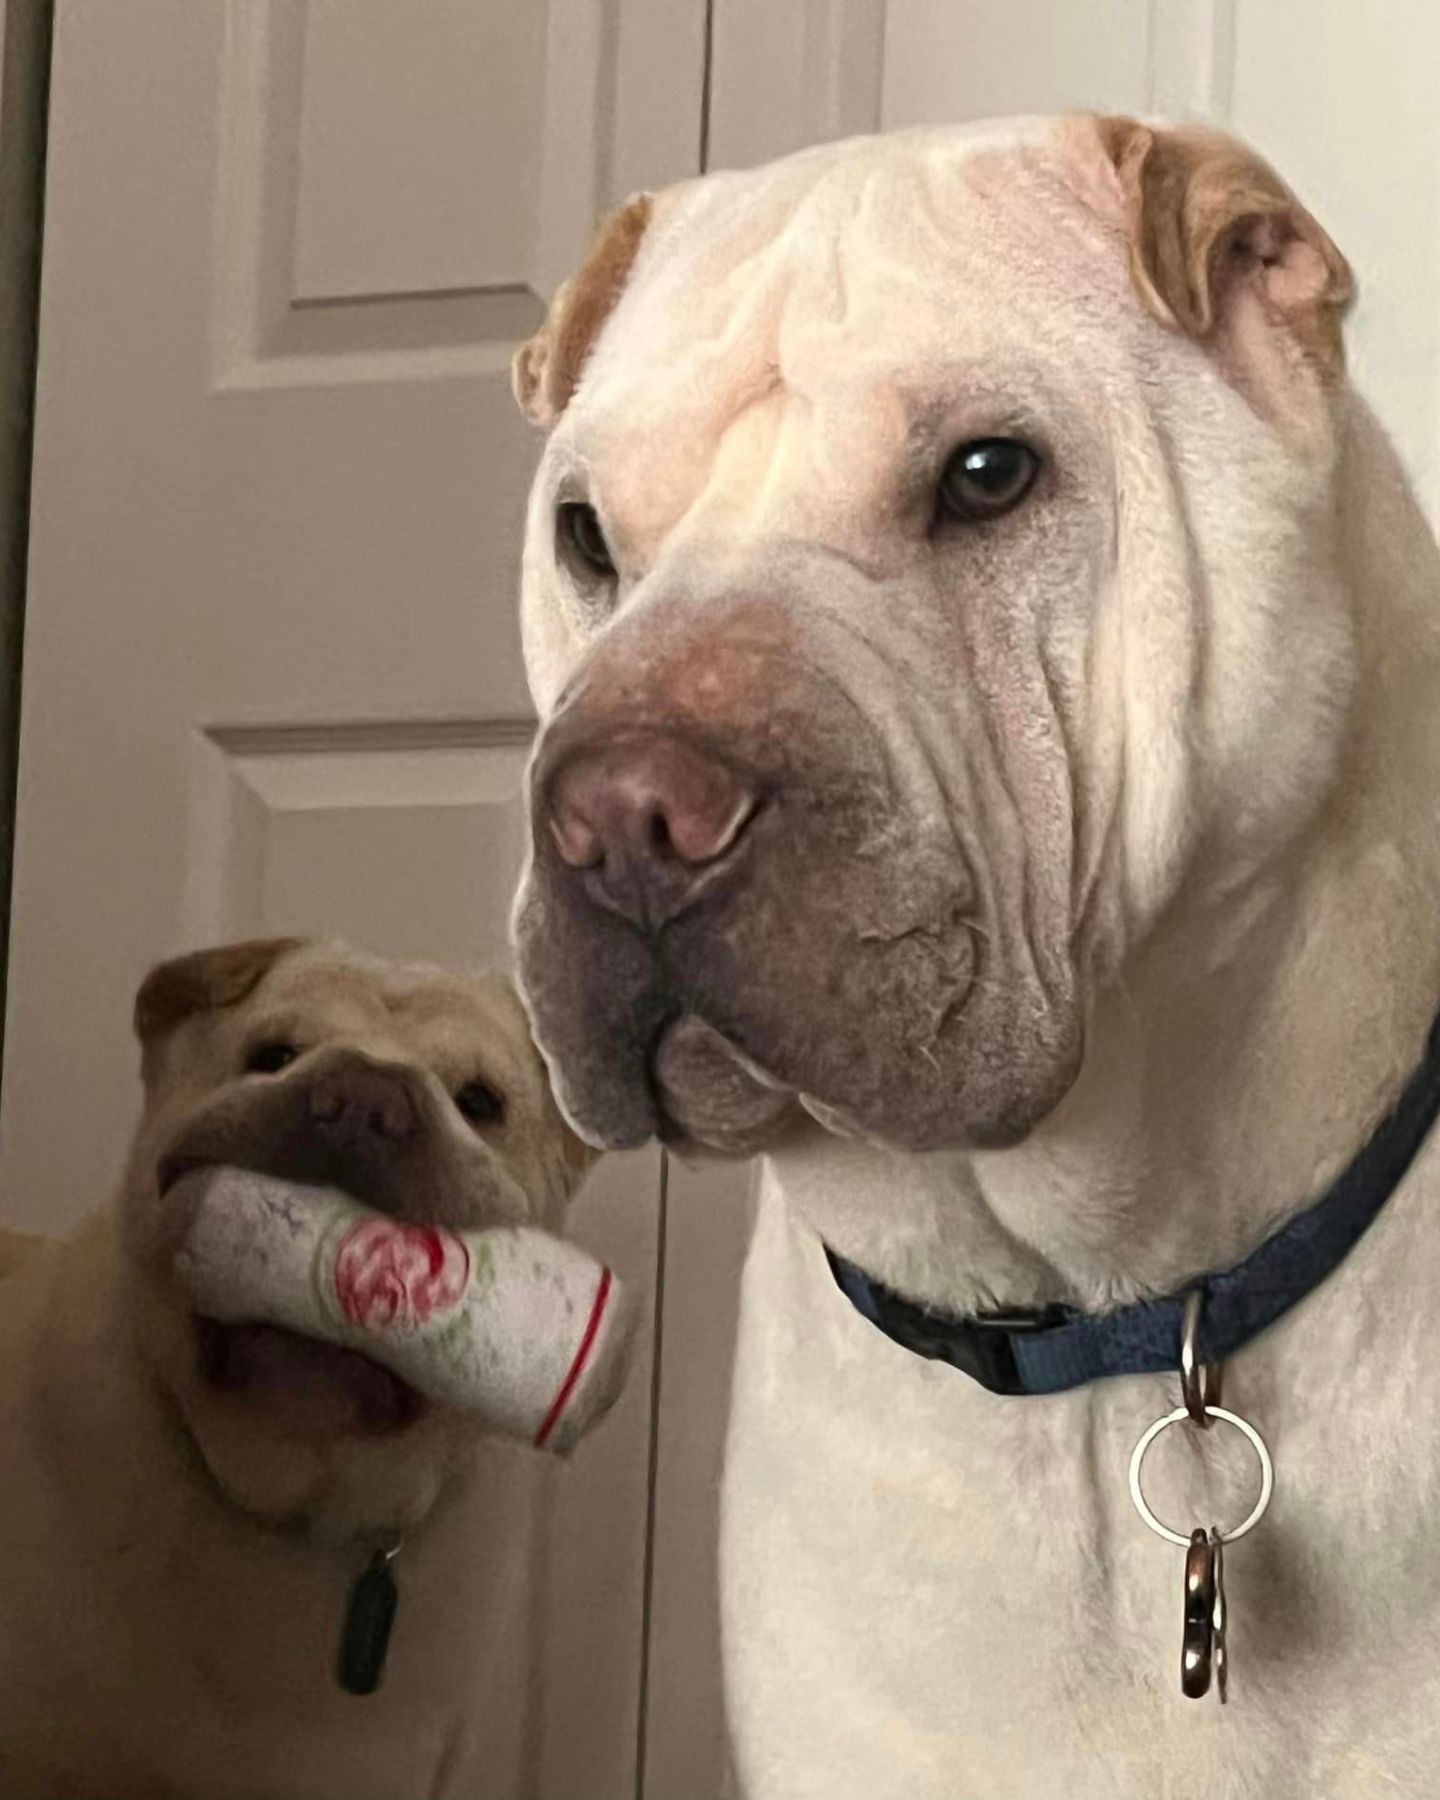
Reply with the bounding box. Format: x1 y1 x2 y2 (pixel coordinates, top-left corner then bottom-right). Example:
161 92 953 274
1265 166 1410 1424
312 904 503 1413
512 193 653 427
134 937 303 1043
1091 116 1353 375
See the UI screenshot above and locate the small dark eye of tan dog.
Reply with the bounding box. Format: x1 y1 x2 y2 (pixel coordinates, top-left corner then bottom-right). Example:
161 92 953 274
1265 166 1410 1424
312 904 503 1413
454 1078 507 1129
937 438 1040 524
556 501 617 582
245 1040 300 1076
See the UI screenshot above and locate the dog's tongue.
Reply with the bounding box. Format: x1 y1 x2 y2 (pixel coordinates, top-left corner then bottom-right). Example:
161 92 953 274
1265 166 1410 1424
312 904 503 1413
195 1318 422 1434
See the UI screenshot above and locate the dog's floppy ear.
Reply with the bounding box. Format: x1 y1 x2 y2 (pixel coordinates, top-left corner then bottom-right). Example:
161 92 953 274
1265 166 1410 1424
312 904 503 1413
1089 117 1353 379
134 938 303 1044
513 193 653 428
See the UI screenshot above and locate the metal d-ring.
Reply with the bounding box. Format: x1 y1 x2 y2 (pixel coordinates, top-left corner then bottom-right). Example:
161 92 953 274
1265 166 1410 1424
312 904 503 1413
1129 1404 1275 1549
1180 1290 1221 1427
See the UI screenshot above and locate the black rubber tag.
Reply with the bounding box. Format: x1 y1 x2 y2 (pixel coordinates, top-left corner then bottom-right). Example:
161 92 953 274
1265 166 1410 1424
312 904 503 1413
338 1550 399 1696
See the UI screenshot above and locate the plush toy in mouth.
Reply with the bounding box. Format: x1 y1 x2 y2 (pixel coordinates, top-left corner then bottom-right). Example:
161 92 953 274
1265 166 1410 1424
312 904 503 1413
170 1166 635 1452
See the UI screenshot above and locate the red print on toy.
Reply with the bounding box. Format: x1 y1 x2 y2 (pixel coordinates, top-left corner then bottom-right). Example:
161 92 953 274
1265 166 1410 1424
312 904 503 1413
334 1219 470 1330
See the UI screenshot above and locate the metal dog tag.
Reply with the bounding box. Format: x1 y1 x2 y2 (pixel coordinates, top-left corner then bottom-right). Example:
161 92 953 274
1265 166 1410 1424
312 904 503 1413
337 1542 401 1696
1179 1526 1230 1702
1181 1528 1215 1698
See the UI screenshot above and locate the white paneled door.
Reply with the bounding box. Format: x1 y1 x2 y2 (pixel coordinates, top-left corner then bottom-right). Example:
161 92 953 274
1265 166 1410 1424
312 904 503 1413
1 3 710 1797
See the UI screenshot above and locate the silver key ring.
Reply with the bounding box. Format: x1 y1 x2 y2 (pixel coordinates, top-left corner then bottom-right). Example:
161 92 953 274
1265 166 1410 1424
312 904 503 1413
1129 1404 1274 1548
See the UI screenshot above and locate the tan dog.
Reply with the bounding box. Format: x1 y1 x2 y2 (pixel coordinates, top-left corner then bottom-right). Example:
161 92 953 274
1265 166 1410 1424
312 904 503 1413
0 938 593 1800
510 117 1440 1794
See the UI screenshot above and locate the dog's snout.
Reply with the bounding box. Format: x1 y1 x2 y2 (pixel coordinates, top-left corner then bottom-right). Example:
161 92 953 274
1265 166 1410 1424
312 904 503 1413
547 735 756 926
309 1062 417 1146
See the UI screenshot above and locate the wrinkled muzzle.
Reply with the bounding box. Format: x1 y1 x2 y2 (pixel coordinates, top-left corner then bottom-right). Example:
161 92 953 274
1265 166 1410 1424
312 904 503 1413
516 581 1081 1156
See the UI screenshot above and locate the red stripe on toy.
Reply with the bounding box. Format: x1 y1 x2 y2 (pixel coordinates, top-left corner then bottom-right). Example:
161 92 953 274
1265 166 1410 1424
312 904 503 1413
534 1266 613 1449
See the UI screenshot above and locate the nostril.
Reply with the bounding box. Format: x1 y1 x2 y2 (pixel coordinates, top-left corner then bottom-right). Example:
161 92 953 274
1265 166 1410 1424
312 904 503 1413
371 1090 415 1142
648 809 673 856
550 808 604 870
666 785 755 865
310 1083 345 1125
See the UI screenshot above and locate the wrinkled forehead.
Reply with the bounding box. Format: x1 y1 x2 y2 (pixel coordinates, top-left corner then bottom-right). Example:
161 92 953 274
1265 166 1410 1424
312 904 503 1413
254 956 531 1068
560 120 1137 525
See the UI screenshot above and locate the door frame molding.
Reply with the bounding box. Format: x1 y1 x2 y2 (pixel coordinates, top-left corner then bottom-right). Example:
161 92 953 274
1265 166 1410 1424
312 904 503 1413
0 0 53 1098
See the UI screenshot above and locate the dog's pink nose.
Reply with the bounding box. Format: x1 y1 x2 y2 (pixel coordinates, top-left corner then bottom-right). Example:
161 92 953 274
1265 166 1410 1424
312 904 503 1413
309 1064 417 1144
548 736 757 925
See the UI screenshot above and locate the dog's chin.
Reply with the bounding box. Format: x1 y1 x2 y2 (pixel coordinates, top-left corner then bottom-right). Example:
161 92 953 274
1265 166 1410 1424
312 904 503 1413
649 1014 803 1156
192 1316 427 1440
648 1014 888 1159
143 1302 462 1542
611 1009 1070 1159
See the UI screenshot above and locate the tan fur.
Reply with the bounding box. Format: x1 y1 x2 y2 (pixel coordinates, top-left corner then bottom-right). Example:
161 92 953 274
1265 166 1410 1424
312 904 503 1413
512 192 653 426
133 937 303 1043
134 937 303 1089
1092 115 1353 372
0 1226 41 1280
0 941 595 1800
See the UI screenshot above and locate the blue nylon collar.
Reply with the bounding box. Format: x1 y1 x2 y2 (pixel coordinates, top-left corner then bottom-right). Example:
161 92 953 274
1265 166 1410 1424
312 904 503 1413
828 1010 1440 1397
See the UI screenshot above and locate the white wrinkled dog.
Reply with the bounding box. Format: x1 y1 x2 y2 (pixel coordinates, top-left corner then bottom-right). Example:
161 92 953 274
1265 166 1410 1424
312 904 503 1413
510 115 1440 1796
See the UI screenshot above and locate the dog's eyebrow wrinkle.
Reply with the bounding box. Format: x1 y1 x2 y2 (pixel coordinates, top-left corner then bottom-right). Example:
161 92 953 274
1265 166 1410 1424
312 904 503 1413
818 228 853 332
912 154 962 259
818 539 889 584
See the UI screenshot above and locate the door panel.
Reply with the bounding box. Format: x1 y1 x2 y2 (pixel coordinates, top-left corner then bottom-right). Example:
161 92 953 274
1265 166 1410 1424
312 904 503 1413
292 0 547 301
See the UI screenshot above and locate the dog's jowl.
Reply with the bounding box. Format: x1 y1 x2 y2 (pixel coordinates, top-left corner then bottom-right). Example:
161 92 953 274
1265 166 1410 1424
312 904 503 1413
513 115 1440 1796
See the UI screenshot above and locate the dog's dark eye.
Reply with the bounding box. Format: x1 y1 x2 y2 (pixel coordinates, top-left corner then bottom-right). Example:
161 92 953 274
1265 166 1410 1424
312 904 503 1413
557 501 616 580
245 1041 300 1076
938 438 1040 523
454 1079 506 1128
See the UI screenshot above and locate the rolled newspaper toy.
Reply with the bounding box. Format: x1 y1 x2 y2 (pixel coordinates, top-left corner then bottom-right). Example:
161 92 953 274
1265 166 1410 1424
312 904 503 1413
170 1166 634 1453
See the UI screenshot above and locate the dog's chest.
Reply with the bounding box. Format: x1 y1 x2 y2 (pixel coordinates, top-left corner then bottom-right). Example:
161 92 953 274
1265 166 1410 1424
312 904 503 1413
721 1179 1440 1800
0 1447 508 1800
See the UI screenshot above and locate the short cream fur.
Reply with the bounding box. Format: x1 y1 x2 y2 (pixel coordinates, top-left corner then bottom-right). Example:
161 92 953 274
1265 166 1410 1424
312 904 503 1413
513 116 1440 1796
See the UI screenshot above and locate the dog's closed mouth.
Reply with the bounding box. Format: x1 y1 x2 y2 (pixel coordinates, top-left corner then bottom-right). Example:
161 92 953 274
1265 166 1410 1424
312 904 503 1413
193 1316 426 1434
